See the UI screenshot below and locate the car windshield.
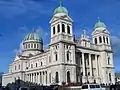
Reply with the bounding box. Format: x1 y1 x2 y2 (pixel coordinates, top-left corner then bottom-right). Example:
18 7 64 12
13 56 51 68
82 85 88 89
100 84 105 88
90 85 96 88
95 85 100 88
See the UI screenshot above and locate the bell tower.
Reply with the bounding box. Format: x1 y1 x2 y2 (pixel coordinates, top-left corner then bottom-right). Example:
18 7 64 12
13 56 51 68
92 18 111 47
91 18 115 84
49 0 74 44
48 1 77 84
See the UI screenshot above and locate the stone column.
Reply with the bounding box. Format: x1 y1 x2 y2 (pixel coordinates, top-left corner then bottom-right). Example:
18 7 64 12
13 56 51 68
89 54 93 83
44 72 46 85
89 54 93 76
82 53 86 83
42 72 44 84
82 53 85 76
40 72 42 84
38 72 40 84
36 73 38 83
108 37 110 45
30 74 31 82
95 55 99 83
46 71 47 84
34 73 37 83
31 74 33 82
27 74 28 82
60 22 62 33
33 73 35 83
95 55 99 76
28 74 30 82
29 74 31 82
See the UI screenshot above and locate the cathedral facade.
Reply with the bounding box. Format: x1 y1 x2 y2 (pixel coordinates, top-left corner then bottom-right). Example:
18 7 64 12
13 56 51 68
2 3 115 86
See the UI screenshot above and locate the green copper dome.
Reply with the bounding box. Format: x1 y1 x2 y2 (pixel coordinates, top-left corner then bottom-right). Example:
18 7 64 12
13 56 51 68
94 20 106 29
24 32 43 43
54 5 68 14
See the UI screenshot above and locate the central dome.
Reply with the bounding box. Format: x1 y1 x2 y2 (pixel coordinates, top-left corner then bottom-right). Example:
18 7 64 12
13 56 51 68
54 5 68 15
24 32 43 43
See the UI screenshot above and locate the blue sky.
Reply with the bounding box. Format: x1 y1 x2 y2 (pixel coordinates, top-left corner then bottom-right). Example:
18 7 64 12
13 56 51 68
0 0 120 73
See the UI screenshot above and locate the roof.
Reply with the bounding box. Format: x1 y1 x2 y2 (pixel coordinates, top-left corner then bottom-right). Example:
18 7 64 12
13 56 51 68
94 18 106 29
54 4 68 15
24 32 43 43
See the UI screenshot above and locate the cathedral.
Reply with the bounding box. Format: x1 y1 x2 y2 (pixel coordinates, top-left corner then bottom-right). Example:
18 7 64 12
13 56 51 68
2 2 115 86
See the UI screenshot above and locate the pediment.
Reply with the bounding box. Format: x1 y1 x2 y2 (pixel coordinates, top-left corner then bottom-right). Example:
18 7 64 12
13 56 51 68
49 15 73 23
92 28 110 35
14 55 20 61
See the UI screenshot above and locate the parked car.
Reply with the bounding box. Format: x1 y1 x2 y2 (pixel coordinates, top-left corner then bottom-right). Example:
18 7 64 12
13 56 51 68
19 87 28 90
81 84 106 90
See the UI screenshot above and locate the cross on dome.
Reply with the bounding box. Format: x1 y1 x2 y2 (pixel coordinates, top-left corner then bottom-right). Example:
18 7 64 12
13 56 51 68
97 17 100 22
59 0 62 6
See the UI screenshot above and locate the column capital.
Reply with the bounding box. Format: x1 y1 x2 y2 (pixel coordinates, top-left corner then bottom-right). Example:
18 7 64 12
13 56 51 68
81 52 84 54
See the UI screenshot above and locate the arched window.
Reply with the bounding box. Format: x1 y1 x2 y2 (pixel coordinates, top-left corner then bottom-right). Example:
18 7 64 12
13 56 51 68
103 36 105 43
108 57 110 65
57 24 60 33
42 72 44 76
15 65 16 70
31 43 33 48
99 37 102 43
18 65 20 69
55 53 58 61
67 71 70 82
28 44 30 48
67 25 70 34
62 24 65 32
109 73 111 81
95 38 97 44
81 72 83 76
88 72 90 76
41 62 43 66
106 37 109 44
34 44 36 48
55 72 59 83
53 26 55 34
67 51 69 61
36 63 37 67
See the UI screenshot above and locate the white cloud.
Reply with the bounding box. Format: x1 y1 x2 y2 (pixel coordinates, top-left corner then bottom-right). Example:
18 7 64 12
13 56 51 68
36 26 49 39
43 44 49 49
0 0 52 18
111 36 120 57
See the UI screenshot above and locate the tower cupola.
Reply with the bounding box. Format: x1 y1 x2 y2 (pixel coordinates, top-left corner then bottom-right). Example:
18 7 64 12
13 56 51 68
53 0 68 17
92 18 111 46
54 5 68 15
94 19 106 29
